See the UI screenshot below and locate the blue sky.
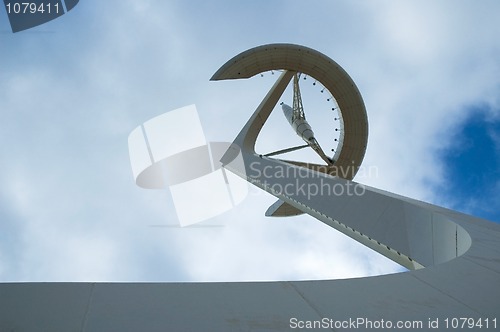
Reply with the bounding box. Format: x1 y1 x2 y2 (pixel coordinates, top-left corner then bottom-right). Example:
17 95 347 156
0 1 499 282
437 106 500 222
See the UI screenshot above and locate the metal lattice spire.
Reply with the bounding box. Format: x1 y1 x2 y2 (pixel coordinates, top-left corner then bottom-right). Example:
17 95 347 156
292 73 305 121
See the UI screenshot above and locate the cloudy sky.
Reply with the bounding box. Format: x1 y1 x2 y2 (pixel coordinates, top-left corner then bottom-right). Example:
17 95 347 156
0 0 499 282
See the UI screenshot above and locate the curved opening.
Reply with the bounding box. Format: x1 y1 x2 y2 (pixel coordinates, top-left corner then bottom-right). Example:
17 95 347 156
253 71 344 167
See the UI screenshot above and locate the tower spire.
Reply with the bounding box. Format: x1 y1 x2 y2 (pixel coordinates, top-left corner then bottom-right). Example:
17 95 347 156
292 73 305 121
